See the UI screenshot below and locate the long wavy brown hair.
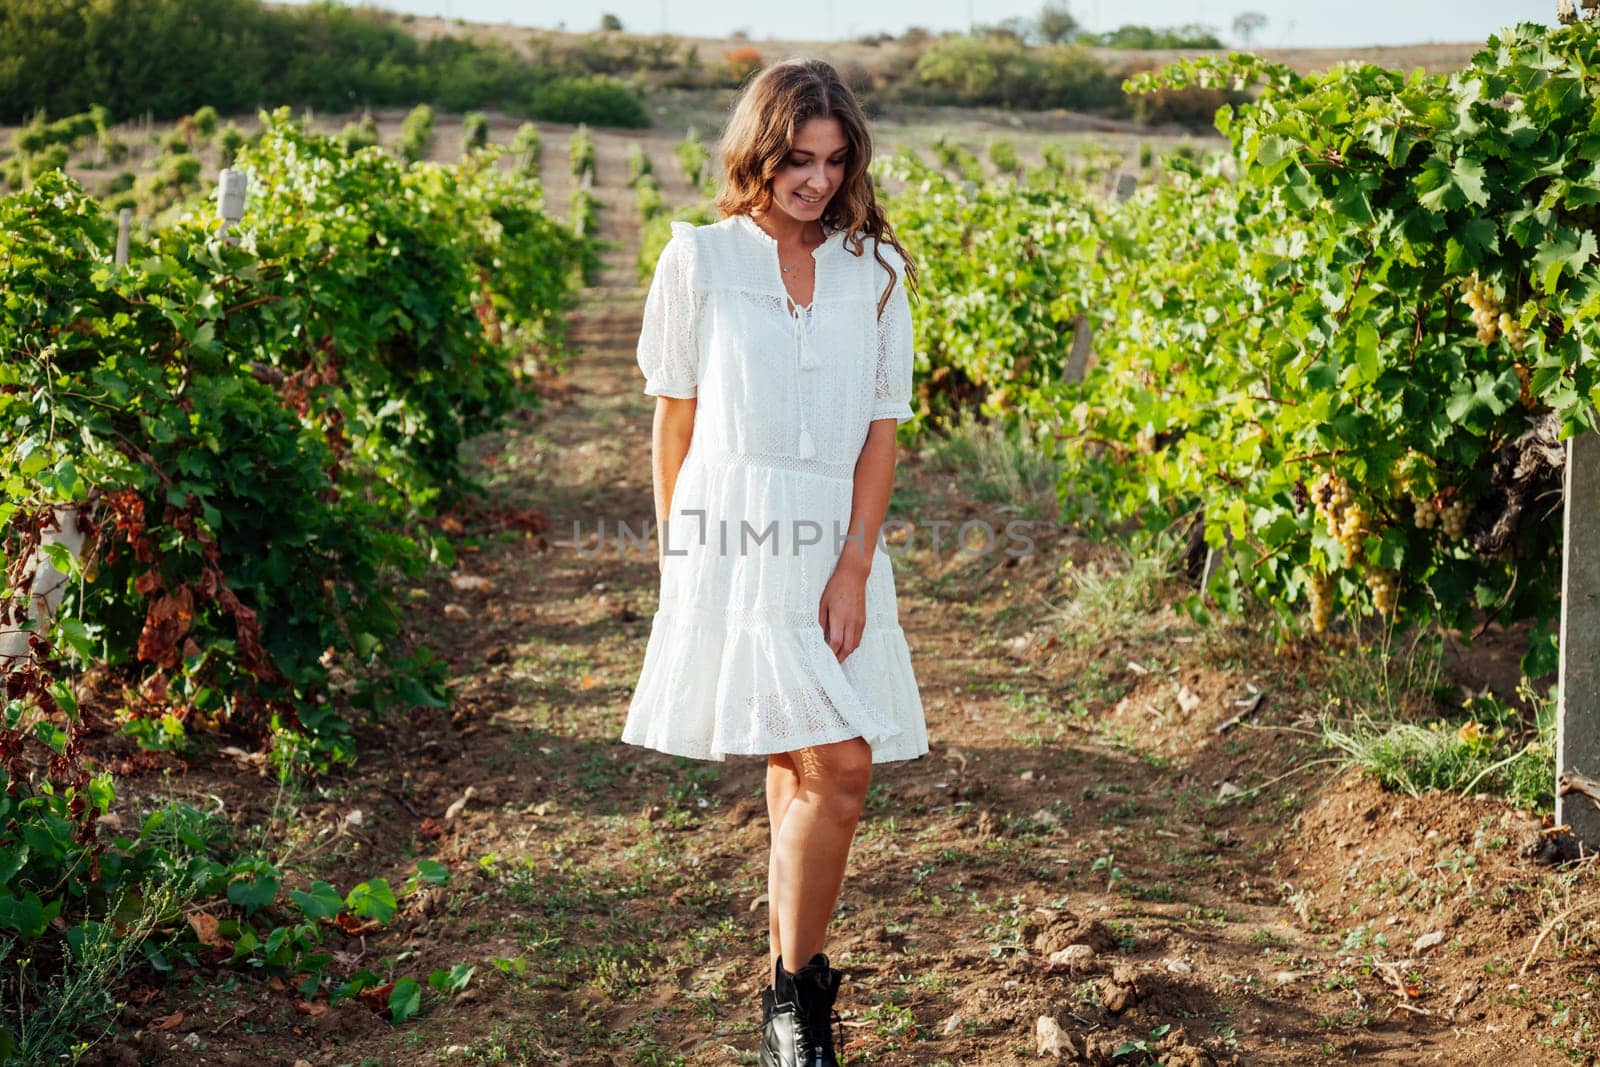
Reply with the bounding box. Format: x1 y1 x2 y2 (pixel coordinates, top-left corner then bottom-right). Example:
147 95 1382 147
714 57 918 320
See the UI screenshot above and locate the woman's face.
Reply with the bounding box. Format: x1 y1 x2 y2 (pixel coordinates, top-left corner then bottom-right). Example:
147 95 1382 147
768 115 849 226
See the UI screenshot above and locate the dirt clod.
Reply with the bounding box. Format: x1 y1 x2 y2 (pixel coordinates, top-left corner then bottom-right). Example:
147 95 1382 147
1098 961 1142 1014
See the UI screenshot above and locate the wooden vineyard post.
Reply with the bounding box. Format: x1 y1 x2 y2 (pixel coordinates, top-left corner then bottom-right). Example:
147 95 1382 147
1065 174 1135 383
1064 315 1092 383
1558 430 1600 848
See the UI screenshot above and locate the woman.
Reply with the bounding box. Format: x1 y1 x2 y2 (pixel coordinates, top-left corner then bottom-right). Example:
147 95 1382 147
621 57 928 1066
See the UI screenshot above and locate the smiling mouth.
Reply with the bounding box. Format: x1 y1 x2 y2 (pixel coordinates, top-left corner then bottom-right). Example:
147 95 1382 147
795 191 826 204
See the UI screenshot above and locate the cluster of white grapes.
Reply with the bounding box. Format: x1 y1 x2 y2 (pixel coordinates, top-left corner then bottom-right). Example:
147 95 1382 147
1401 472 1469 541
1399 472 1437 530
1460 274 1528 348
1461 274 1501 344
1308 471 1410 624
1307 570 1334 634
1364 568 1399 617
1411 495 1438 530
1313 472 1367 561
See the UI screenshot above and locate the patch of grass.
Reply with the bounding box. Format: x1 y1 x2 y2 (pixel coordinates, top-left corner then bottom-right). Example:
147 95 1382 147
1320 682 1555 810
1248 928 1289 950
1049 531 1183 649
925 409 1060 520
2 878 188 1063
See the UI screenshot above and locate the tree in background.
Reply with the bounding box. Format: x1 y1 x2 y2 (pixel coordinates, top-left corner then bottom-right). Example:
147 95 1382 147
1233 11 1268 46
1085 24 1224 48
1035 0 1080 43
600 13 623 31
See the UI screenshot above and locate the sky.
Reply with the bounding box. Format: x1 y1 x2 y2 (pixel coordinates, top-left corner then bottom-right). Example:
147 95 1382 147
283 1 1560 48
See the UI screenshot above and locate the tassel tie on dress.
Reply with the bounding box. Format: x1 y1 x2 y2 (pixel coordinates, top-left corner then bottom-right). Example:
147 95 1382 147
793 305 819 459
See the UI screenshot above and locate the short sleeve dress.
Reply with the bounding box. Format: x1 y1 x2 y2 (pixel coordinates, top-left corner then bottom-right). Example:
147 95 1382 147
621 212 929 765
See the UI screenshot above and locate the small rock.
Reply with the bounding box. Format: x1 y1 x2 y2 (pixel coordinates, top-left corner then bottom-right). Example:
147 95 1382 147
344 809 364 828
1164 957 1193 974
1030 808 1060 827
1217 781 1244 800
533 800 556 816
183 1033 201 1049
1048 944 1096 968
941 1012 963 1036
444 786 477 821
1020 770 1036 781
443 603 470 620
1414 930 1446 953
1175 684 1201 713
1035 1015 1074 1058
449 573 494 591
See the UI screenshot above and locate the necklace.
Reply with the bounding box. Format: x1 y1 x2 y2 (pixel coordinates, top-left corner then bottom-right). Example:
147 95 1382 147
752 215 826 275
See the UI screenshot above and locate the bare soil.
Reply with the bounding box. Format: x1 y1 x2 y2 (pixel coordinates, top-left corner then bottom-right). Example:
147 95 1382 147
82 127 1600 1067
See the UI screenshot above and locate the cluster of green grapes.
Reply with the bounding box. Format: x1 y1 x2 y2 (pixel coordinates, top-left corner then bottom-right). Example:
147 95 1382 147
1400 469 1469 541
1398 471 1437 530
1410 494 1438 530
1501 313 1529 347
1460 273 1502 344
1365 567 1399 616
1307 570 1335 634
1308 470 1409 626
1313 472 1368 561
1460 274 1529 348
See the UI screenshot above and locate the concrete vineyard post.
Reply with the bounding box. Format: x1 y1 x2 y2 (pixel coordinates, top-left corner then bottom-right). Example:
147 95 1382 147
1558 430 1600 847
217 168 248 243
115 208 131 266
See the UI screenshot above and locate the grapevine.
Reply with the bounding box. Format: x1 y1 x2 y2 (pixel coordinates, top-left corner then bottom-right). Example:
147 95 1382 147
1461 273 1502 345
884 19 1597 642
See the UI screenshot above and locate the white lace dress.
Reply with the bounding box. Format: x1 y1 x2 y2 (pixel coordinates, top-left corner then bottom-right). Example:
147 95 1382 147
621 212 928 764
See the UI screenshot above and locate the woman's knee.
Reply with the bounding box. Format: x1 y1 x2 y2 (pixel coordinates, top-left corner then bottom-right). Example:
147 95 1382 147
793 737 873 802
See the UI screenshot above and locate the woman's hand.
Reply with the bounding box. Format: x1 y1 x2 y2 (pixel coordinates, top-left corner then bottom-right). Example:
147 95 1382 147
819 557 869 662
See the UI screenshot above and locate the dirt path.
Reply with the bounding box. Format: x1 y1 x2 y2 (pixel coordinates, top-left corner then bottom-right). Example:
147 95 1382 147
94 129 1586 1067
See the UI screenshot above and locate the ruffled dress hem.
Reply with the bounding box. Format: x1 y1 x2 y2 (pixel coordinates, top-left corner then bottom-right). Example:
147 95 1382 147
621 609 929 765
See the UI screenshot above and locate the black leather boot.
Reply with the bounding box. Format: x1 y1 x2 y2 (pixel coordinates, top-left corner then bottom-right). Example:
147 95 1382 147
760 953 845 1067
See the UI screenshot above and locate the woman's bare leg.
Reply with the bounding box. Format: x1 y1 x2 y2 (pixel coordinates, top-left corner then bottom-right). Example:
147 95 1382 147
766 752 802 969
771 737 873 970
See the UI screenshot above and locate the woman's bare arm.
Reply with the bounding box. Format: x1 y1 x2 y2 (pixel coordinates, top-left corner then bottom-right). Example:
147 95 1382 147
819 417 898 660
652 395 697 567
